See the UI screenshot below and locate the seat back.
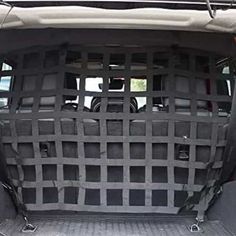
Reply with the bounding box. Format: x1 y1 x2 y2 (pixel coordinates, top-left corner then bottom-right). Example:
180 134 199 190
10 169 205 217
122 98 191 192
163 75 209 115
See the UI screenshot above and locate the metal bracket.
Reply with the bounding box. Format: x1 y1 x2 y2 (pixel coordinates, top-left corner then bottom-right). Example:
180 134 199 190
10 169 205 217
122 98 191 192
189 218 204 233
206 0 217 18
21 217 37 233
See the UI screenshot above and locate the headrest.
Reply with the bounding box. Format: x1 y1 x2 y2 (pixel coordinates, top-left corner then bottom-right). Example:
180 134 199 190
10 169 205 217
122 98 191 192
91 97 137 113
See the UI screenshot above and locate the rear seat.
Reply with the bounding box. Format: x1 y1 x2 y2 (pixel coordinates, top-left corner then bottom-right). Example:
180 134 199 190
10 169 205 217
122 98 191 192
90 97 138 113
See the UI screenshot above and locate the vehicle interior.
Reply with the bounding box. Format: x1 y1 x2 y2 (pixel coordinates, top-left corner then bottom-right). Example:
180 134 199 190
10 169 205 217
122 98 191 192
0 1 236 236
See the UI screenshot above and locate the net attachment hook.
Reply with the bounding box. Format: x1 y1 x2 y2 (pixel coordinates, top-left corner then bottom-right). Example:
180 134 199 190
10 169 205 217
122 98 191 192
189 217 204 233
22 216 37 233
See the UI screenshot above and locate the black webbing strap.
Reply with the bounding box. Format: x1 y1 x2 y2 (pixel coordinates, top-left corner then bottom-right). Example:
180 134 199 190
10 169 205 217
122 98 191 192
178 161 222 221
0 139 28 218
221 80 236 184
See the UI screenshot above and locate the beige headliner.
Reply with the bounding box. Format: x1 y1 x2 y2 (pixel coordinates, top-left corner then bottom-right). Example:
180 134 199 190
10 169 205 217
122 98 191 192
0 5 236 33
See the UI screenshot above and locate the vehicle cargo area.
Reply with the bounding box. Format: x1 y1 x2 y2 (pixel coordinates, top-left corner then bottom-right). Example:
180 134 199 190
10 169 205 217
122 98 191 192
0 29 236 235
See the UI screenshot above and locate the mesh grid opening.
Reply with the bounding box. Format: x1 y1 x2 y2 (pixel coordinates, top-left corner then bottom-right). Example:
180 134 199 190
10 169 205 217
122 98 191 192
22 188 36 204
107 189 123 206
129 190 145 206
152 190 168 206
22 165 36 182
107 166 123 182
42 165 57 181
64 187 79 204
63 165 80 180
85 189 100 205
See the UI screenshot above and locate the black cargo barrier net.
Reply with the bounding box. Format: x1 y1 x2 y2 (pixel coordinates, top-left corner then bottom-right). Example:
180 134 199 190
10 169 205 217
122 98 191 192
0 45 234 217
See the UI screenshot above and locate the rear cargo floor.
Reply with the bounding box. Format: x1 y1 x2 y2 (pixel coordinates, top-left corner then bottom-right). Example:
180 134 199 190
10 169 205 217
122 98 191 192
0 214 233 236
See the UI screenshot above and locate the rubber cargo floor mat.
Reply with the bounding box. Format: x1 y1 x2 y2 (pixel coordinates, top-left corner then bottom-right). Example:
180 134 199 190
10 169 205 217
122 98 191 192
0 214 233 236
